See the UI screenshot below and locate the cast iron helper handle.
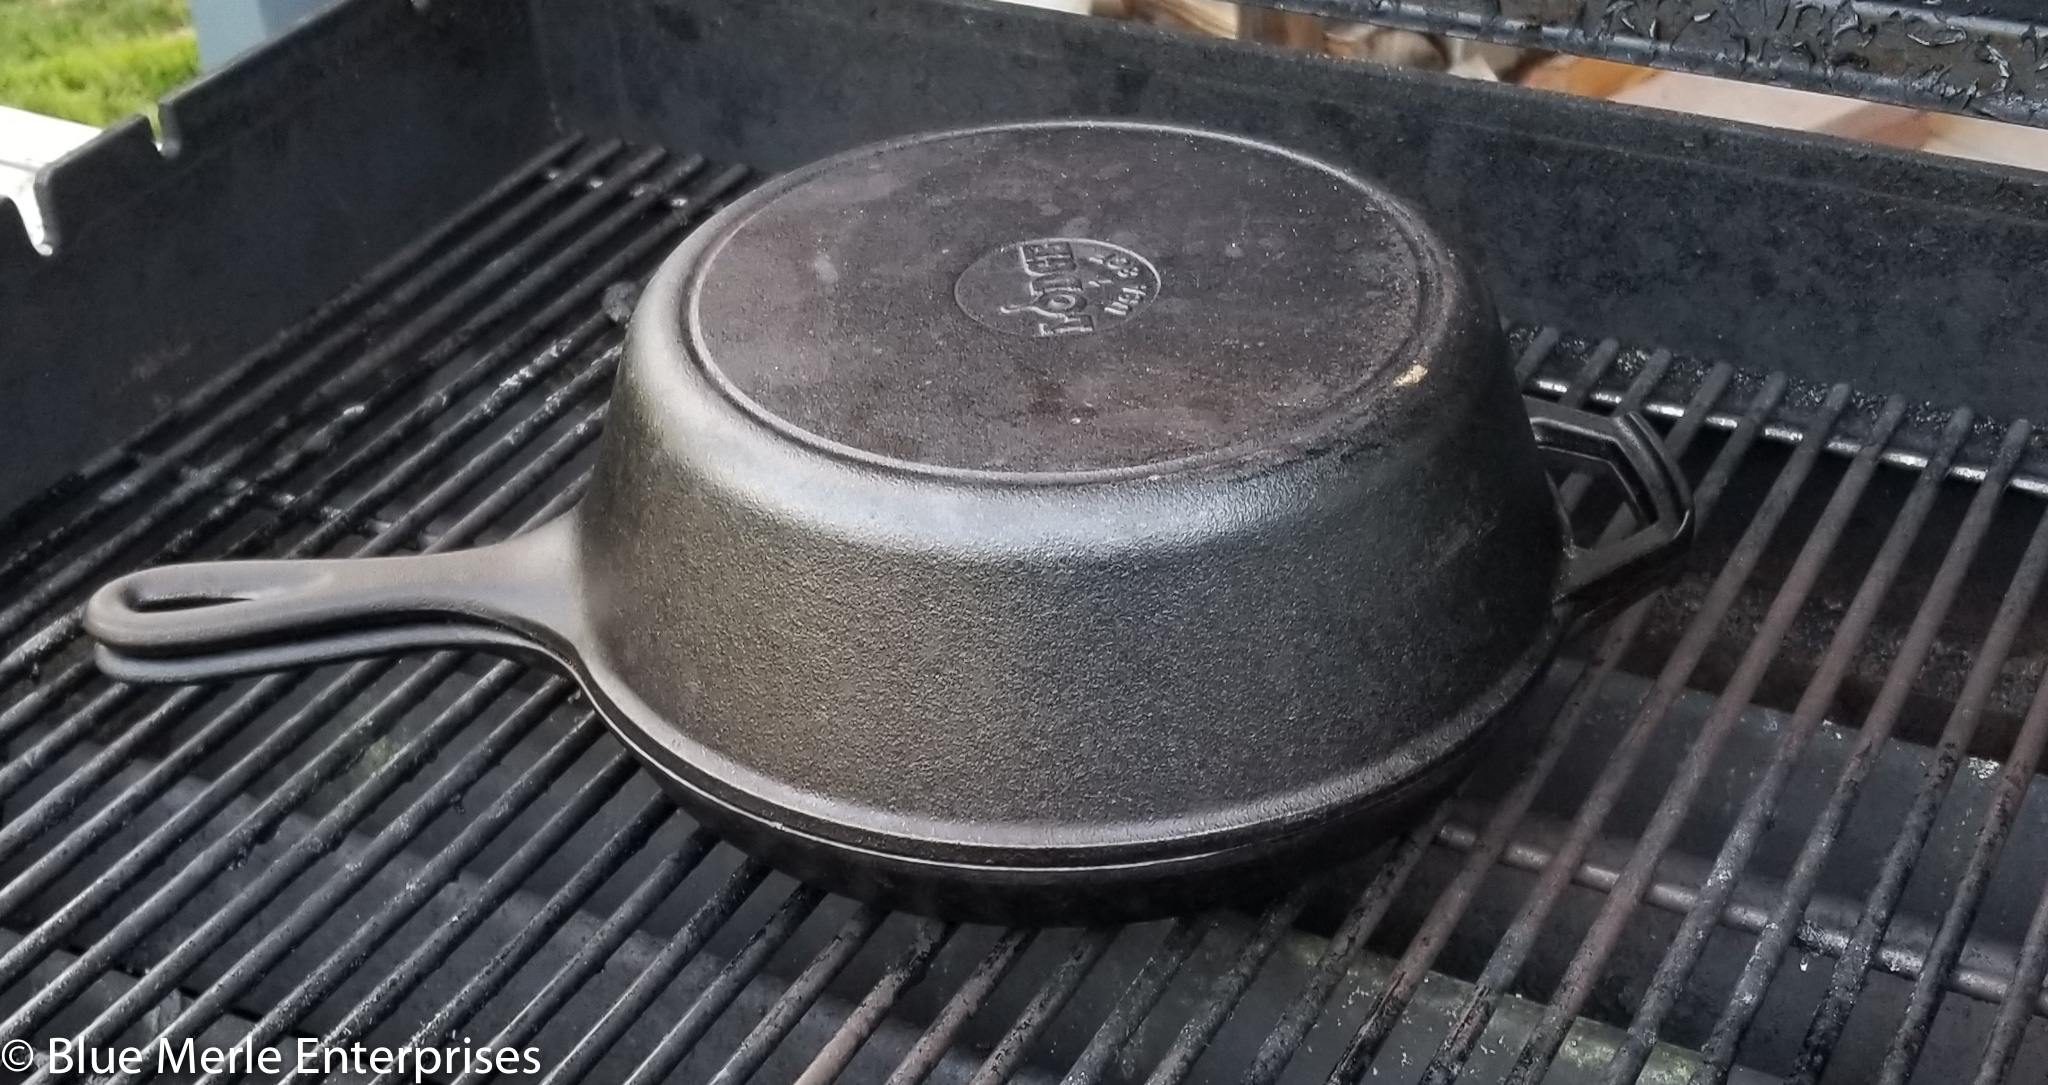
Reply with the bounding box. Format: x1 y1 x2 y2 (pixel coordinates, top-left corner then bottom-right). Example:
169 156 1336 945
84 517 579 683
1525 397 1694 618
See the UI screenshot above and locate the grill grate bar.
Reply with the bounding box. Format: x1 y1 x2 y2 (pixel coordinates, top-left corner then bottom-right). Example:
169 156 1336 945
1144 886 1313 1085
0 152 735 959
232 160 734 557
0 134 584 549
0 677 141 799
1510 327 1563 387
0 142 746 1085
1060 916 1207 1085
0 326 623 1003
1240 804 1447 1085
1879 635 2048 1082
0 671 346 922
1427 814 2044 1013
1502 391 1911 1083
0 143 660 667
793 920 955 1085
2 655 467 1039
886 927 1036 1085
96 674 578 1085
968 927 1118 1085
0 148 697 706
1310 364 1761 1080
57 659 552 1073
1309 362 1739 1085
8 384 620 1034
1598 403 1979 1081
1185 345 1686 1085
532 861 773 1085
248 745 642 1085
0 339 613 819
1418 376 1828 1085
1540 372 2048 496
1786 446 2048 1083
378 823 713 1073
1693 418 2037 1081
184 158 700 559
445 844 720 1085
0 387 601 912
0 666 109 786
707 907 889 1085
624 885 829 1085
168 460 412 546
1974 838 2048 1082
1556 339 1623 407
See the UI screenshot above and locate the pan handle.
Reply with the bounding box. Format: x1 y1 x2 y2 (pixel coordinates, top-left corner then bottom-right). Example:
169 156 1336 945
1526 398 1694 619
84 517 579 683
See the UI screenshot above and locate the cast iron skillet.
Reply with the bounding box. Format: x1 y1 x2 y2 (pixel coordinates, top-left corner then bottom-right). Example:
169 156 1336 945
86 122 1692 923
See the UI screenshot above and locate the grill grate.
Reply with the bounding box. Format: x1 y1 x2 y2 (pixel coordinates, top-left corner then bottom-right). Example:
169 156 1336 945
5 136 2048 1085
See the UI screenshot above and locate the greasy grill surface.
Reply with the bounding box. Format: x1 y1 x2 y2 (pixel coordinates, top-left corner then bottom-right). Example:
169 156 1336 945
3 135 2048 1085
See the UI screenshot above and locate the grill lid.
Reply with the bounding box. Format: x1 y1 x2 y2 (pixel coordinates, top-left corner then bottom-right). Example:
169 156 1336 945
686 121 1437 475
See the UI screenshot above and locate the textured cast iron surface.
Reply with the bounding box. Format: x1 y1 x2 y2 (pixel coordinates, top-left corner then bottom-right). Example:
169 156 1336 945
83 122 1614 922
692 123 1429 474
565 123 1559 868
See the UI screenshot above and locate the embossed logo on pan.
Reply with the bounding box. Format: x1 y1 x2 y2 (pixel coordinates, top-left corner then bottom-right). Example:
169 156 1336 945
955 238 1160 339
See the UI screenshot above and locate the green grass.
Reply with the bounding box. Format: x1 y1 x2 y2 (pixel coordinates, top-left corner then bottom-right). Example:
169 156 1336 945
0 0 197 127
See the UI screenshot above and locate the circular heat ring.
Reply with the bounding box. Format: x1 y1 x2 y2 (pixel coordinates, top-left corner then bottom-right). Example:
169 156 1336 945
954 237 1161 339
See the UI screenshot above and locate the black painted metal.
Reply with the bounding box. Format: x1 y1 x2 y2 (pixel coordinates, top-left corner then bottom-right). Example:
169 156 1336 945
1236 0 2048 127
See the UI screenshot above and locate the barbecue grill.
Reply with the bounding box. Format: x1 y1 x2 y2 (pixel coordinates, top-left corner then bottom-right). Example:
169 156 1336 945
7 1 2048 1082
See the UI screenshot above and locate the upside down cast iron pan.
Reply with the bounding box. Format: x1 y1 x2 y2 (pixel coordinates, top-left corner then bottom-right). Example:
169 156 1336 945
86 122 1692 924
